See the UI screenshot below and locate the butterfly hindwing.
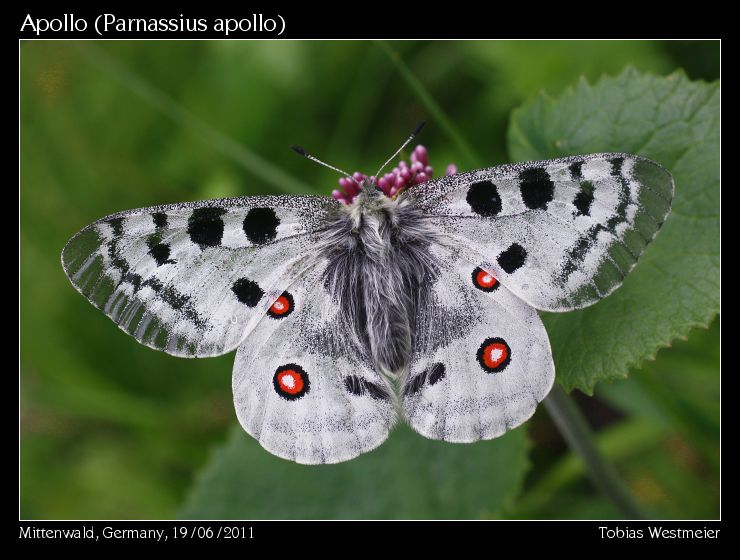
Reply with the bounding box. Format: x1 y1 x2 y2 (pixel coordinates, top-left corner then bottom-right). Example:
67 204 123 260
62 195 336 357
232 260 397 465
402 245 554 442
408 153 673 311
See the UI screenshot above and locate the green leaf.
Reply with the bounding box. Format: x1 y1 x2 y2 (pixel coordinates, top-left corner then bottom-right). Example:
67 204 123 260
511 320 720 519
180 425 527 519
598 320 720 468
507 68 719 393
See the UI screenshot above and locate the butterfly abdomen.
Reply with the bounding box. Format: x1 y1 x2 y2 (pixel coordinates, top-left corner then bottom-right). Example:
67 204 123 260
320 198 440 375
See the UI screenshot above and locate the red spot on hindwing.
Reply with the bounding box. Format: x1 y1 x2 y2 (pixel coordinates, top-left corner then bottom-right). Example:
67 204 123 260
476 337 511 373
472 266 499 292
273 364 309 400
278 371 304 393
268 291 294 318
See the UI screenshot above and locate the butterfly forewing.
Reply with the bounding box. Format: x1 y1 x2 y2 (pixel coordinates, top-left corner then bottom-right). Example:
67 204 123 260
62 195 336 357
408 153 674 311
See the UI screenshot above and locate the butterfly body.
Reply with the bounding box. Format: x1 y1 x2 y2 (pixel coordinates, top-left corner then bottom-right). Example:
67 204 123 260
318 181 442 375
62 152 673 464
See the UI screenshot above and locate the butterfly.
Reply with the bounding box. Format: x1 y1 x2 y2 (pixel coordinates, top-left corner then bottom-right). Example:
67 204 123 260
61 127 674 464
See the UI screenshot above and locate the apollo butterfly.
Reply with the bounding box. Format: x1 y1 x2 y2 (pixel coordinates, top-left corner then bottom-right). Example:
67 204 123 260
62 125 674 464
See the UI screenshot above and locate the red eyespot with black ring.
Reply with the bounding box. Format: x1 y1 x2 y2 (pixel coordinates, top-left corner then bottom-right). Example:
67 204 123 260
267 291 294 318
273 364 310 400
476 337 511 373
472 267 499 292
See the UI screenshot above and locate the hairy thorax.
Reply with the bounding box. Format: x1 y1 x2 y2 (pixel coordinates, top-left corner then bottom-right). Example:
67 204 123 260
318 182 441 376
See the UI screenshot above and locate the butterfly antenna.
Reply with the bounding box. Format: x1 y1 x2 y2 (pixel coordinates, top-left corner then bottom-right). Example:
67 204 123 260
291 145 353 180
374 120 426 178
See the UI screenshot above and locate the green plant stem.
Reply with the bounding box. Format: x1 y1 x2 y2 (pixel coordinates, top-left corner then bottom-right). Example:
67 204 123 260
543 385 647 519
512 419 665 518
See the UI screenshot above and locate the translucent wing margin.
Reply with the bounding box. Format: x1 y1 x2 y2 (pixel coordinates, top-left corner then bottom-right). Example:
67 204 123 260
407 153 674 310
61 195 337 357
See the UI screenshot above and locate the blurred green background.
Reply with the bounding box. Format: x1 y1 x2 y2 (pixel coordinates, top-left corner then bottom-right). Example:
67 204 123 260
20 40 719 519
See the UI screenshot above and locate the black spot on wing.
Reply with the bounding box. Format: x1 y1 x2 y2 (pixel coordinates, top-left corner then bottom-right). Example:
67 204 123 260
404 371 426 396
243 207 280 244
344 375 364 396
404 362 446 396
126 274 143 293
145 232 175 266
606 156 630 232
147 242 174 266
466 180 502 217
497 243 527 273
569 161 583 181
232 277 264 307
573 181 595 217
107 237 131 277
364 381 390 400
519 167 554 210
187 207 227 247
344 375 389 400
107 217 124 237
610 156 625 174
427 362 446 385
152 212 168 229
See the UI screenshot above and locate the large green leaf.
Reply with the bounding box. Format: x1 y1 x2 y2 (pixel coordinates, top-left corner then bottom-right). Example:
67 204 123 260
510 320 719 519
180 425 527 519
508 68 719 393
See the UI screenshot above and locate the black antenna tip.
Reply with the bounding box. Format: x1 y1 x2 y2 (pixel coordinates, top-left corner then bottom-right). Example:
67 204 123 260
412 121 427 136
291 144 308 156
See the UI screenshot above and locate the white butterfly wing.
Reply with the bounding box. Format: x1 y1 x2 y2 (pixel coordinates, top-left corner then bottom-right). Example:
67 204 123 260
232 260 397 464
402 245 554 442
408 153 673 311
62 196 336 357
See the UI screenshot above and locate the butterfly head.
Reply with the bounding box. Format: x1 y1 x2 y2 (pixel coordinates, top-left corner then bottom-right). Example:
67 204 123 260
339 176 401 232
359 177 384 198
292 134 456 206
351 177 395 213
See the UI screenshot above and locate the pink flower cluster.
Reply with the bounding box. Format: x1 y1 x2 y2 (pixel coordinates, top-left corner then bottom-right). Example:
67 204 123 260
332 145 457 205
